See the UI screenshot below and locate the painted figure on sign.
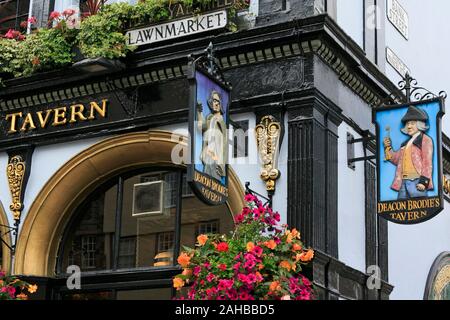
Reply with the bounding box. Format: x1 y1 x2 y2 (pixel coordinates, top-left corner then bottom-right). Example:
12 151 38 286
197 90 227 181
383 106 434 200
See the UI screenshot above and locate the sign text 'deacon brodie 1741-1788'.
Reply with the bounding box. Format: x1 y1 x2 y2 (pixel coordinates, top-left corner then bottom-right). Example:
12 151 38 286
126 10 227 47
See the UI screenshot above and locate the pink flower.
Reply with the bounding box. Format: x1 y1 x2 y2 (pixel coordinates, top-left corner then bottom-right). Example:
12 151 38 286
237 274 247 283
234 214 244 224
203 262 211 269
4 29 15 39
49 11 61 20
217 242 229 252
253 246 263 257
7 286 16 298
241 207 251 216
246 273 256 283
302 276 311 287
62 9 76 17
244 194 256 202
206 273 215 282
193 266 201 276
273 212 281 222
239 291 251 300
244 260 255 270
0 271 5 278
218 279 233 291
27 16 37 24
233 262 241 272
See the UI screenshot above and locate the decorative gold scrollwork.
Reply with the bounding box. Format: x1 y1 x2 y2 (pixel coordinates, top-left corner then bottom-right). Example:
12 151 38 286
7 155 25 221
255 116 281 192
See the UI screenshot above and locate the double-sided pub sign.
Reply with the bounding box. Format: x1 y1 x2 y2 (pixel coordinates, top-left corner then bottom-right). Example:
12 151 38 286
373 98 445 224
187 45 231 206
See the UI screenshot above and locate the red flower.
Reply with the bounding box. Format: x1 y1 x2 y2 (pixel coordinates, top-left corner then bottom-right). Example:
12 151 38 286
234 214 244 224
4 29 15 39
49 11 61 20
63 9 76 17
244 194 256 202
27 16 37 24
218 264 227 271
216 242 229 252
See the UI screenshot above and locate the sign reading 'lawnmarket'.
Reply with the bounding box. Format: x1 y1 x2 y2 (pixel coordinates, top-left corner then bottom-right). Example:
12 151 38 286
126 10 227 46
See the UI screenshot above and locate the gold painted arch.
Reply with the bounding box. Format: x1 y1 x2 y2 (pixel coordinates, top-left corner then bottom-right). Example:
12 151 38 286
14 130 245 276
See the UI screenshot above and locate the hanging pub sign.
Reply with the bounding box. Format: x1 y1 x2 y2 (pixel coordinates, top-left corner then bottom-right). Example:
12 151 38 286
373 98 445 224
187 44 231 205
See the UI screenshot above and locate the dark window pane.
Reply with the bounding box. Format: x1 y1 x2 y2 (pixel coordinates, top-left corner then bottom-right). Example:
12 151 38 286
180 196 234 250
0 0 31 32
121 170 176 268
59 184 117 273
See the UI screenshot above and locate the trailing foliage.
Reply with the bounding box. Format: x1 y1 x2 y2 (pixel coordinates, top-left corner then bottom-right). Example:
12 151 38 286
173 195 315 300
0 0 250 84
0 271 38 300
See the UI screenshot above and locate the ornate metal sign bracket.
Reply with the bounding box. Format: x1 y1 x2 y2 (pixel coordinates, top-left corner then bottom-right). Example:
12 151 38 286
383 73 448 106
188 42 232 89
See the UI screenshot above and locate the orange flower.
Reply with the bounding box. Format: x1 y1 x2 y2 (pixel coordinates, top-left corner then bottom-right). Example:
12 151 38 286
27 284 38 294
269 281 281 292
197 234 208 246
246 242 255 252
292 243 302 251
279 260 292 271
299 249 314 262
291 228 300 239
182 268 192 277
257 263 264 270
264 240 277 250
177 252 191 268
16 293 28 300
255 272 263 282
173 277 185 290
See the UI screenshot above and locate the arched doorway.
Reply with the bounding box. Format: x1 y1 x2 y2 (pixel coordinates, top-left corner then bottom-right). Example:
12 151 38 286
14 130 245 298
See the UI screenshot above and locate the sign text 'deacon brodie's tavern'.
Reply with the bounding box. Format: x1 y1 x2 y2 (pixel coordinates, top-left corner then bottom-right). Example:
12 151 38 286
373 98 445 224
126 10 227 47
2 99 108 134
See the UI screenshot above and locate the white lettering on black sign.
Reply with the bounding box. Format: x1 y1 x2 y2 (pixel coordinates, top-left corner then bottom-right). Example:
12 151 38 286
126 10 227 46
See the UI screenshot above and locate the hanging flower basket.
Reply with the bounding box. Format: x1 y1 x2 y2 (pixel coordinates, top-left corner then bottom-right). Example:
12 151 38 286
173 194 315 300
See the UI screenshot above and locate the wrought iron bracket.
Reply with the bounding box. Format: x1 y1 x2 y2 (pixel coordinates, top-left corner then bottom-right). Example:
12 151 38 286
383 73 447 105
245 182 273 209
0 222 19 254
347 130 376 168
188 42 231 89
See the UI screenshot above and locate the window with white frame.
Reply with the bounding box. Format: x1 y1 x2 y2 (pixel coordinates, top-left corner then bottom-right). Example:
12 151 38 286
81 235 97 269
118 238 136 268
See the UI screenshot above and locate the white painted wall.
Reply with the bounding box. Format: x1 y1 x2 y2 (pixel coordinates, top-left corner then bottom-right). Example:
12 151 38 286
337 122 366 273
336 0 364 49
384 0 450 134
389 202 450 300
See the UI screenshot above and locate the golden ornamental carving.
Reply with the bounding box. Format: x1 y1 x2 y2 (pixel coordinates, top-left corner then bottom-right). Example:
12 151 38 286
7 155 25 221
255 116 281 192
432 264 450 300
